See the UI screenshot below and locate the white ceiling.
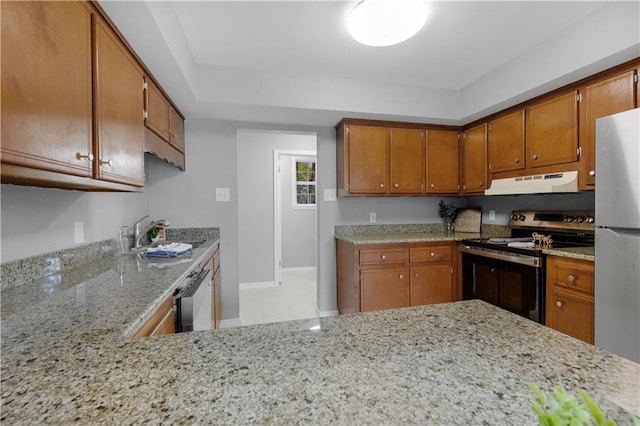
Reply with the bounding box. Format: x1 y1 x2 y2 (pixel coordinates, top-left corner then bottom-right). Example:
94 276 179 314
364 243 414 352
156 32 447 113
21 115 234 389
99 1 640 126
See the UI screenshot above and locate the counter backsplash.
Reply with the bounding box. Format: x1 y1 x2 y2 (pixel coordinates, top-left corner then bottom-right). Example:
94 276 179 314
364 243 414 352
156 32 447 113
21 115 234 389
1 227 220 291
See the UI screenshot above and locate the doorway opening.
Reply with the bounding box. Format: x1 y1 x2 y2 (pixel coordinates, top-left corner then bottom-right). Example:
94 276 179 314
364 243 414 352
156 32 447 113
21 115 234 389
237 129 317 325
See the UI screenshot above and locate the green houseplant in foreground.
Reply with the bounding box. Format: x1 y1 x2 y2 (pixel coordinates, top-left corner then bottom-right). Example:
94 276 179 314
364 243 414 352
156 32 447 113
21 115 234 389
529 383 618 426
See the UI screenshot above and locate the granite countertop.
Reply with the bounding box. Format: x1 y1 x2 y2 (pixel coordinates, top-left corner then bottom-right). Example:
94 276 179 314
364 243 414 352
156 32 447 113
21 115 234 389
543 246 595 262
334 224 595 261
2 274 639 426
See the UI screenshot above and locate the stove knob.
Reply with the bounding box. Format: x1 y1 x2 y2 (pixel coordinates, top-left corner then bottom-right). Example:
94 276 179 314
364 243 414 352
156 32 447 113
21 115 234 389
518 214 525 221
565 216 575 223
511 214 518 221
586 216 595 223
576 216 585 223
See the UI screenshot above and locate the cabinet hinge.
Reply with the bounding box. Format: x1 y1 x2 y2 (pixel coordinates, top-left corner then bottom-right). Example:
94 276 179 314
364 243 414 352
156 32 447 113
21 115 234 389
457 133 461 141
457 184 461 190
577 146 582 157
143 110 148 120
346 127 350 135
451 267 453 275
488 163 492 170
143 81 148 91
576 92 582 103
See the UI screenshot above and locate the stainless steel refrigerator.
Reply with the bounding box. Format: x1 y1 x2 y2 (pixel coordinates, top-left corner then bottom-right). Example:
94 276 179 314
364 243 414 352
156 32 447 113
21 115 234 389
595 107 640 363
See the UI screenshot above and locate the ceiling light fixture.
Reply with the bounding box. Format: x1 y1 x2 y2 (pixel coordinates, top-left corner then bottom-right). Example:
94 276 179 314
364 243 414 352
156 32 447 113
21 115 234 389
348 0 428 47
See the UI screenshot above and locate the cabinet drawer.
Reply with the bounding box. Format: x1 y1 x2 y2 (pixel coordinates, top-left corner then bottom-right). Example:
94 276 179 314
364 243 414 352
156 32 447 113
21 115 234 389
359 248 405 265
409 245 451 262
551 262 594 295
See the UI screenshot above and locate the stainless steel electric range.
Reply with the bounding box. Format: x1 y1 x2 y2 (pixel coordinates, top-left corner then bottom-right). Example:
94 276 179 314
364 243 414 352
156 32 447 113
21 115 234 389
460 210 595 324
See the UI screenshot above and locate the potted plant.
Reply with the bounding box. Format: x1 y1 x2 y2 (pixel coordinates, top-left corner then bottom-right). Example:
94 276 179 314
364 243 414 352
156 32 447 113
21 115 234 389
147 226 160 243
438 200 457 233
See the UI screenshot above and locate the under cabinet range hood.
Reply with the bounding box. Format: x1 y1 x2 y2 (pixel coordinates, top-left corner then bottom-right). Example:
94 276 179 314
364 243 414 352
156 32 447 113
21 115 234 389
484 171 578 195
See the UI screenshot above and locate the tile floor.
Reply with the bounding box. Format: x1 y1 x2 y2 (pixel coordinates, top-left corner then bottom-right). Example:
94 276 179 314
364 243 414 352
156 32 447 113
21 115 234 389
239 268 317 326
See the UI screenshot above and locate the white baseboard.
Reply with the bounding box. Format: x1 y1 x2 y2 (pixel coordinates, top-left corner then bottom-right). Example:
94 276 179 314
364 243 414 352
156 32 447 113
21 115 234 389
318 309 338 317
239 281 278 290
281 266 316 272
219 318 242 328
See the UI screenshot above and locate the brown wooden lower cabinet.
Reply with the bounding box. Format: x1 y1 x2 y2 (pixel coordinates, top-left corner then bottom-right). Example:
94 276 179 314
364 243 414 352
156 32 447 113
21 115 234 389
545 256 594 344
133 296 175 338
337 239 457 314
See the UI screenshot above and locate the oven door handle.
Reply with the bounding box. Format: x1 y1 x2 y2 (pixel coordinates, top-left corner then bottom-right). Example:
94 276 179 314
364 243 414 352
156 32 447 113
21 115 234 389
460 245 542 268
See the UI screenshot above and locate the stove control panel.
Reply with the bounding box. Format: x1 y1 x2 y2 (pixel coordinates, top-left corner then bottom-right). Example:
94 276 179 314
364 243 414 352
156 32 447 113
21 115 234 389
508 210 595 231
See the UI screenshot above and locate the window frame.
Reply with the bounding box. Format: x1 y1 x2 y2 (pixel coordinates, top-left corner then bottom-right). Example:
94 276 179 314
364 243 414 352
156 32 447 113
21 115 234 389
292 157 317 209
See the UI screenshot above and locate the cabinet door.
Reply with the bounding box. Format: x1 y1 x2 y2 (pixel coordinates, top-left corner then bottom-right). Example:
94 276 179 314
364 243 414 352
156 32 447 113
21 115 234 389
549 290 594 344
580 70 637 187
170 108 186 153
94 17 145 186
410 265 453 306
527 91 579 168
461 124 487 194
488 110 525 173
1 1 93 177
472 262 499 305
145 78 171 142
426 129 459 193
389 128 424 194
347 125 388 194
360 268 408 312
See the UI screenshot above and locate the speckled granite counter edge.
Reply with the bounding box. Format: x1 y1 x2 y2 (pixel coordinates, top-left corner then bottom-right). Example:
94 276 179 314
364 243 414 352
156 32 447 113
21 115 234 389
335 223 510 237
1 227 220 291
543 247 595 262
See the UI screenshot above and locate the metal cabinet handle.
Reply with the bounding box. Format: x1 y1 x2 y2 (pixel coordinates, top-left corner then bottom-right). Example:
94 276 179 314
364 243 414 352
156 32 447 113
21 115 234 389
532 154 538 160
589 170 595 176
380 183 384 188
430 252 435 257
399 274 403 279
381 254 386 260
479 182 483 187
556 300 563 308
414 273 419 278
100 159 113 167
568 274 575 282
430 183 435 188
394 183 399 188
76 152 94 161
515 158 520 164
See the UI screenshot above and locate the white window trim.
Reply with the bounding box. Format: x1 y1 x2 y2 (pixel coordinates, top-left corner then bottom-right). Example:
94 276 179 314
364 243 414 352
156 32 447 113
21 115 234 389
292 156 317 209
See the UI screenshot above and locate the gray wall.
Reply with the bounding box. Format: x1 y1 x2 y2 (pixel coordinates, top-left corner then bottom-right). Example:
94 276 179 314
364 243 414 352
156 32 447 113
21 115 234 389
145 119 241 320
236 130 316 284
1 174 150 263
281 154 316 269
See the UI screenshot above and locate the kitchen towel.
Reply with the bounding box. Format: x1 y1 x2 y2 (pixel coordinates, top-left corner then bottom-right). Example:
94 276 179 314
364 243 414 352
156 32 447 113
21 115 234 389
146 242 193 258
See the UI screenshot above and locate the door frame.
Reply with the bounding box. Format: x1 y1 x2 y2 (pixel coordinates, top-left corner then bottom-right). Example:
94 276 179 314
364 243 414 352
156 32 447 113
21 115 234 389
273 149 317 286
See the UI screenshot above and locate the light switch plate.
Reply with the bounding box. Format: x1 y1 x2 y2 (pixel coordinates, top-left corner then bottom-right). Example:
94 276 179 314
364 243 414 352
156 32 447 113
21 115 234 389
489 210 496 221
324 188 337 202
74 221 84 244
215 187 231 202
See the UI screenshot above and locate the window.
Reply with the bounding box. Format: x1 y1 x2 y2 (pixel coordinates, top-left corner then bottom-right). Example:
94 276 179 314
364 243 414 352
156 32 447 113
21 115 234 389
294 159 316 207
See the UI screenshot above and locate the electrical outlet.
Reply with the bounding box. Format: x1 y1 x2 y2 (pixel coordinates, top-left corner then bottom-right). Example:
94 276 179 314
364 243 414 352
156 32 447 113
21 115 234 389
74 221 84 244
489 210 496 221
215 187 231 202
324 188 337 202
369 212 376 223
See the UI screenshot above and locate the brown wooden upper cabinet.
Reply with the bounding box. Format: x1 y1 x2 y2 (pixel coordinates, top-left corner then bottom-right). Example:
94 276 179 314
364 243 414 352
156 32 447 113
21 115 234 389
389 127 425 194
1 0 183 191
487 110 525 173
461 123 487 194
579 69 637 189
426 129 460 194
1 1 94 179
144 78 185 152
93 15 145 187
526 90 579 168
342 124 388 195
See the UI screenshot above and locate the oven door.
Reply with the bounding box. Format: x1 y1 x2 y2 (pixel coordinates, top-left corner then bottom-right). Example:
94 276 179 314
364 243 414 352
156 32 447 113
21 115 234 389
461 249 545 324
